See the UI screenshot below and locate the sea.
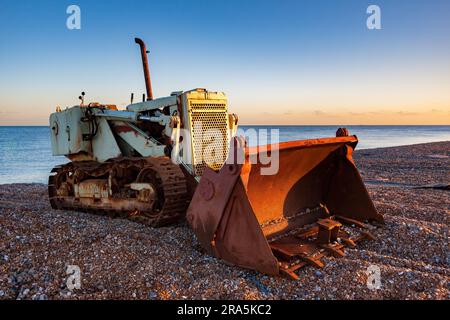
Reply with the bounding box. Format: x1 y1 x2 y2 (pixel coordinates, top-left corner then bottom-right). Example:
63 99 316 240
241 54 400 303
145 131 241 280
0 125 449 184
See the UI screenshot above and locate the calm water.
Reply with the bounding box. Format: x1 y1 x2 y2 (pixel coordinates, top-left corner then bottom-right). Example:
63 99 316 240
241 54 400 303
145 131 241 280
0 126 449 184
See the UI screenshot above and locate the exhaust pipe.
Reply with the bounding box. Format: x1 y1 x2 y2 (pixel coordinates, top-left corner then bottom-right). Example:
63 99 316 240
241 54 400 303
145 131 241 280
134 37 153 101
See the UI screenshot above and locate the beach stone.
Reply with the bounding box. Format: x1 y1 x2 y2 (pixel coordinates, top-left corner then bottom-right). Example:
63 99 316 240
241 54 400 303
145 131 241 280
0 141 448 300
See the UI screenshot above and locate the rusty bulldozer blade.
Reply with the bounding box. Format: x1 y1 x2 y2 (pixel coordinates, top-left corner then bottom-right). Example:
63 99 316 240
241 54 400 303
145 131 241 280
187 133 384 279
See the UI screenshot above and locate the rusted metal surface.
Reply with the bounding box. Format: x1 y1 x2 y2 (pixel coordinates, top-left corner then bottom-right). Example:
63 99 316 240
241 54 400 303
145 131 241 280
187 134 384 279
75 179 110 199
109 121 166 157
336 127 350 137
134 38 153 101
48 157 189 227
129 183 156 202
47 37 385 281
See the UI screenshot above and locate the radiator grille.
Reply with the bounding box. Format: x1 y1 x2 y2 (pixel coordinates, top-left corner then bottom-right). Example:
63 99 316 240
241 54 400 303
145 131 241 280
189 102 229 176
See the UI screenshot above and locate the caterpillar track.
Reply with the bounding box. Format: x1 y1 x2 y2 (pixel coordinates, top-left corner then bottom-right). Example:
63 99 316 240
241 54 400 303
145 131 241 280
48 157 189 227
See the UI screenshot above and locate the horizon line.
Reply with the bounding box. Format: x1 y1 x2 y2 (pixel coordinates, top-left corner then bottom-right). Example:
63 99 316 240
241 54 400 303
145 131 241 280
1 124 450 127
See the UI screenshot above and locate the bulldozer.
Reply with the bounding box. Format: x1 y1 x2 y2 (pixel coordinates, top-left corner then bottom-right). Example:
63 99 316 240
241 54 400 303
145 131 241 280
49 38 383 279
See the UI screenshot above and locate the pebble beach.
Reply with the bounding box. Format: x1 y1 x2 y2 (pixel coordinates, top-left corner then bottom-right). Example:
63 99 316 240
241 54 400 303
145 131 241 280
0 141 448 300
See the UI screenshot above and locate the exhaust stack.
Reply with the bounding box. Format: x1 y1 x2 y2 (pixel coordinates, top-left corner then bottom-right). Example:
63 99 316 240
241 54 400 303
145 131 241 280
135 37 153 101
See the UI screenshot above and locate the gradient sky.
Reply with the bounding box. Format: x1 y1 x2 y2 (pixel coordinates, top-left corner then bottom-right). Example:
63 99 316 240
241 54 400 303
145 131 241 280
0 0 449 125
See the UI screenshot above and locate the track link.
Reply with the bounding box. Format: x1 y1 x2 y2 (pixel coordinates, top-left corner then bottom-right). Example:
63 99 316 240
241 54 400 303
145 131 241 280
48 157 189 227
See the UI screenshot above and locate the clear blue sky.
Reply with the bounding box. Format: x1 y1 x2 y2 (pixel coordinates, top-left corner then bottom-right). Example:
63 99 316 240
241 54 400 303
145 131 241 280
0 0 449 125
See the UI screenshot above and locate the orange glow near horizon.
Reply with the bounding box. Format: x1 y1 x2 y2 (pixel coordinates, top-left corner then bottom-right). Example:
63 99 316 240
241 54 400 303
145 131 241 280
1 89 450 126
1 1 449 126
